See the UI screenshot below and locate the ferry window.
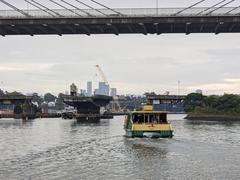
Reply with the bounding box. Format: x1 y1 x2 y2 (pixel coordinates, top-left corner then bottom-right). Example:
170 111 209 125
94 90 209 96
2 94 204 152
144 114 148 123
143 114 156 123
149 114 154 123
133 114 144 123
154 114 158 123
144 114 149 123
132 115 136 122
160 114 167 123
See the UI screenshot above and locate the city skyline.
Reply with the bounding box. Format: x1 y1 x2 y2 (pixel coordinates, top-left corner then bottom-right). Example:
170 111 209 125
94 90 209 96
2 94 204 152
0 1 240 96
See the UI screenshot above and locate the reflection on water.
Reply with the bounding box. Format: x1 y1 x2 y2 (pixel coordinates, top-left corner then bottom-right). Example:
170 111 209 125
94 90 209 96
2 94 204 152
124 138 168 158
0 119 33 128
0 115 240 180
70 119 109 127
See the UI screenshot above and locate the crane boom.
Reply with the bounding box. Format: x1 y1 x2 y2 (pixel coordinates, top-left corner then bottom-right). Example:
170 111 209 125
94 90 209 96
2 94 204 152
95 65 109 85
95 65 123 113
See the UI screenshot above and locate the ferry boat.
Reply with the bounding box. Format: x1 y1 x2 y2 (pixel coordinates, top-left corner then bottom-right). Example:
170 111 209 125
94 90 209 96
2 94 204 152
123 105 173 138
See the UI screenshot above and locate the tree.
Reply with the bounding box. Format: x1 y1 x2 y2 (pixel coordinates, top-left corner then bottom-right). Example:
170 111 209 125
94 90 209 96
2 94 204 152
14 105 23 114
216 94 240 112
0 89 4 96
204 95 219 108
58 93 65 100
44 93 56 103
185 93 240 114
6 91 23 96
184 93 204 112
144 92 157 97
32 94 44 106
55 93 66 110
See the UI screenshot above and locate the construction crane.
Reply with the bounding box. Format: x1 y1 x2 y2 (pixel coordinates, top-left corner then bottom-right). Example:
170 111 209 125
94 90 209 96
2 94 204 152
95 65 109 85
95 65 124 113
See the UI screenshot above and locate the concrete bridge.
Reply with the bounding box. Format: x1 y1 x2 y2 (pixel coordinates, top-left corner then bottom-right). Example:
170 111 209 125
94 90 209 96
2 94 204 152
0 95 32 106
0 7 240 36
147 95 186 113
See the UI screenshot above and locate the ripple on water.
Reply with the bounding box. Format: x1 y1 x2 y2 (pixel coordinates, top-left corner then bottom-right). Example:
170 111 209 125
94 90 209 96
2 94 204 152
0 117 240 180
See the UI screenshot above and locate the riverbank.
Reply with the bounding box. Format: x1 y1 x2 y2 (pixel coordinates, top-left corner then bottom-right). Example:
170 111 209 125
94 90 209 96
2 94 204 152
0 113 61 119
185 112 240 121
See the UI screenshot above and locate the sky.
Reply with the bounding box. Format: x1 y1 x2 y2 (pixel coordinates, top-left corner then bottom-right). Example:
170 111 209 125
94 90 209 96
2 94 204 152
0 0 240 96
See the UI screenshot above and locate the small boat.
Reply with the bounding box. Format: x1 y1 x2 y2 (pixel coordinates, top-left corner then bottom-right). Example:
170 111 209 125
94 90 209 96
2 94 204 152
123 105 173 138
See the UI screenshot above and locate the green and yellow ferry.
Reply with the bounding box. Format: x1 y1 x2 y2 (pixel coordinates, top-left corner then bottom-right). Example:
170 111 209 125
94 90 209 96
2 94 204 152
124 105 173 138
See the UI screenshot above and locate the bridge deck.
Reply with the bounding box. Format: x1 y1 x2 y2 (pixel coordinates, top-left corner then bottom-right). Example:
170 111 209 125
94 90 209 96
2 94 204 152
0 8 240 35
0 7 240 18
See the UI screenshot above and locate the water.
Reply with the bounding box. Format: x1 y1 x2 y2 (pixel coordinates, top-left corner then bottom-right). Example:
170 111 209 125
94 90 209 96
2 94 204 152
0 115 239 180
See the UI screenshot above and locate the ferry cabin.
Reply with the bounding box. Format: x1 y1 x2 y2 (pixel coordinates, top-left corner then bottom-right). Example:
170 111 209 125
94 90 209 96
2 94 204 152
124 108 173 138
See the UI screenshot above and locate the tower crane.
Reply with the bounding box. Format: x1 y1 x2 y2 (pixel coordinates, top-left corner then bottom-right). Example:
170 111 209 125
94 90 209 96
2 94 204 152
95 65 109 85
95 65 123 113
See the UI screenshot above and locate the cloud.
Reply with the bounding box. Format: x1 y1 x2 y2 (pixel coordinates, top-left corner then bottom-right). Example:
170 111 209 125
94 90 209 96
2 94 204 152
0 63 54 71
188 81 240 95
0 66 24 71
224 78 240 83
204 48 240 60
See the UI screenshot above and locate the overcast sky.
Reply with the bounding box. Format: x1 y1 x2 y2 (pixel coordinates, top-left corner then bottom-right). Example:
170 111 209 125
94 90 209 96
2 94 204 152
0 0 240 96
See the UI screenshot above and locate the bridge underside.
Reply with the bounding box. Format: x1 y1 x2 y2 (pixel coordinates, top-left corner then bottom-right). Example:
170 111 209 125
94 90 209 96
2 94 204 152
0 16 240 36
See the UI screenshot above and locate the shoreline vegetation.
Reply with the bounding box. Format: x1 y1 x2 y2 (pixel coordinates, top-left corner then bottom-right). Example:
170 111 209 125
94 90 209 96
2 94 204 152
185 112 240 121
184 93 240 121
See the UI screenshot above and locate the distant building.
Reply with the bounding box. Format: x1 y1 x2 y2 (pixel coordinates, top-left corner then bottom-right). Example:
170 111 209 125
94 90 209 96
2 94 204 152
65 90 69 95
95 82 109 96
26 93 32 96
32 93 38 96
70 83 78 96
196 89 203 94
87 81 92 96
110 88 117 97
80 89 87 96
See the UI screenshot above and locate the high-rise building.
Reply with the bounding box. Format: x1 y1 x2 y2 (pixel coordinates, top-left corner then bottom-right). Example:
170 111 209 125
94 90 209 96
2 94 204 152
96 82 109 96
87 81 92 96
110 88 117 97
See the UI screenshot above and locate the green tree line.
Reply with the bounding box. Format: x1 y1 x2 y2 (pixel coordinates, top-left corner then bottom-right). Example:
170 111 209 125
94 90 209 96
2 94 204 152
184 93 240 115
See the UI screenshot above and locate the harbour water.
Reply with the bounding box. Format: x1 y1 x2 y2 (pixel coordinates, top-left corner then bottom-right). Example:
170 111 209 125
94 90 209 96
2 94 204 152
0 115 240 180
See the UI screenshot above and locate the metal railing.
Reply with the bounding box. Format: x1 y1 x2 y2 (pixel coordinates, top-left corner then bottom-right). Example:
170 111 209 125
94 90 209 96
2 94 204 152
0 7 240 18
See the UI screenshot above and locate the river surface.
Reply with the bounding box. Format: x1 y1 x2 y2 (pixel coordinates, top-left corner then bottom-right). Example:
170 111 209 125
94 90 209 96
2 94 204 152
0 114 239 180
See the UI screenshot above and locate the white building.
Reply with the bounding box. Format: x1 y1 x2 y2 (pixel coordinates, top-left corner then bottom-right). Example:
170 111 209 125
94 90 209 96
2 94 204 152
196 89 203 94
110 88 117 97
95 82 109 96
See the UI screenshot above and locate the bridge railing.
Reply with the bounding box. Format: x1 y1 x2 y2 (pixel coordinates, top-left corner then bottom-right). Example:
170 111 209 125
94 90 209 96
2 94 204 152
0 7 239 18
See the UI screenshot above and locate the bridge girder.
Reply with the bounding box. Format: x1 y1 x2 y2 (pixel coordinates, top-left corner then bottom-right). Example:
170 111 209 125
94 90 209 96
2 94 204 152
0 16 240 36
